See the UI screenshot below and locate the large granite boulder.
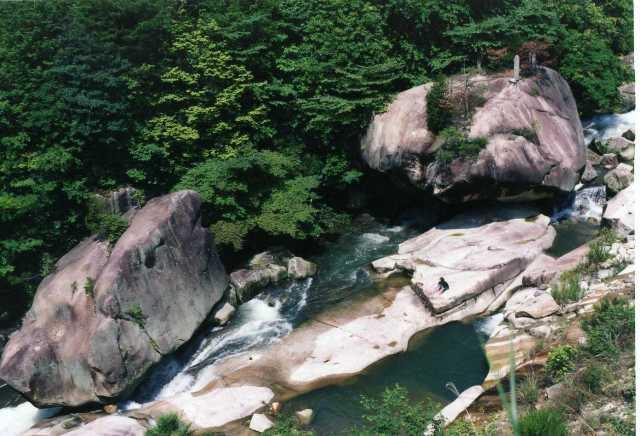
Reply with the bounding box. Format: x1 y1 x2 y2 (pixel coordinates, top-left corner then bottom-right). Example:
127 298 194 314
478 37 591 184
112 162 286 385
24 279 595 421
0 191 227 407
361 67 585 202
603 185 635 236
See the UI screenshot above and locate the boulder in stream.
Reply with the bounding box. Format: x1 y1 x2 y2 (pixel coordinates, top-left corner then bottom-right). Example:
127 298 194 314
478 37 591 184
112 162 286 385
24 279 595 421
0 191 227 407
361 67 585 202
603 185 635 236
604 163 634 194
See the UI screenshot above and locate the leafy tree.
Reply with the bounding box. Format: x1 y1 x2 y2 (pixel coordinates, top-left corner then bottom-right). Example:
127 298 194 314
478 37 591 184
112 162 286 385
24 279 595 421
558 30 631 115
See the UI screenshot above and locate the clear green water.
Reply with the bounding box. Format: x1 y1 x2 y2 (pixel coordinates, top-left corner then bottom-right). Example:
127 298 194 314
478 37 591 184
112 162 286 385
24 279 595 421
283 321 490 436
546 220 600 258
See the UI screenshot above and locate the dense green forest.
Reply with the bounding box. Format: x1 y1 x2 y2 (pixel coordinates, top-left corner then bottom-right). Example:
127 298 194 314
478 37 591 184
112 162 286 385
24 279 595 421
0 0 633 323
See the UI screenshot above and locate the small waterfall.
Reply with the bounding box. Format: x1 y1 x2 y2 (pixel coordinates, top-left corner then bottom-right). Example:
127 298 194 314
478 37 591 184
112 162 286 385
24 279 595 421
473 313 504 338
552 186 606 224
0 403 60 436
583 110 636 146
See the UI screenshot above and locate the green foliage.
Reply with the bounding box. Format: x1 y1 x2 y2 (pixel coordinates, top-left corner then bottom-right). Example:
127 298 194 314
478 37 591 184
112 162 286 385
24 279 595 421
518 408 568 436
435 128 487 164
551 270 583 305
84 277 95 299
517 373 539 406
126 304 147 328
264 417 313 436
580 362 606 393
145 413 191 436
511 128 539 145
558 30 631 115
85 199 129 244
582 296 634 357
586 239 611 267
351 384 441 436
427 76 451 133
545 345 576 381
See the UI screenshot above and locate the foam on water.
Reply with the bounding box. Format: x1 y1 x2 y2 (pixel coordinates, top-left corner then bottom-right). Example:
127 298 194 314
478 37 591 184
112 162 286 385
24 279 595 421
361 233 390 244
473 313 505 338
583 109 636 145
0 403 60 436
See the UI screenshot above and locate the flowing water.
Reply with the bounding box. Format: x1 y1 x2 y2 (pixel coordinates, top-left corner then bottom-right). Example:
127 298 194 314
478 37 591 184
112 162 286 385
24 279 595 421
582 109 635 146
123 214 434 408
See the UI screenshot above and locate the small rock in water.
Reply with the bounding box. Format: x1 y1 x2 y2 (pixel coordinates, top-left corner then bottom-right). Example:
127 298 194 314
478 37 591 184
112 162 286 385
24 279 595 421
269 402 282 415
581 161 598 183
604 163 634 193
103 404 117 414
213 303 236 326
250 414 274 433
287 257 318 279
622 128 635 141
361 233 390 244
601 153 619 169
295 409 314 426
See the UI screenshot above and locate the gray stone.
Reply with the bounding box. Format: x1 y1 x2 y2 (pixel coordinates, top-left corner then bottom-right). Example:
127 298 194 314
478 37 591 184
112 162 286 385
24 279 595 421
545 383 565 401
581 161 598 183
605 137 634 163
603 185 635 236
601 153 619 170
213 303 236 326
0 191 227 407
622 128 635 142
288 257 318 279
505 288 560 319
249 248 293 269
604 163 634 194
295 409 315 426
249 414 274 433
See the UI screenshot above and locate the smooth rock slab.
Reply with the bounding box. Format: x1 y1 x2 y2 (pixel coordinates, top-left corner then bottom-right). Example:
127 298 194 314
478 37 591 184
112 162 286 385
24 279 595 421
65 416 145 436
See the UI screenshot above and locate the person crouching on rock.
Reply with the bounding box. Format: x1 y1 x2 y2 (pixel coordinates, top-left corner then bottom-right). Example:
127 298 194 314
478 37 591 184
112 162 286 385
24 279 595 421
437 277 449 293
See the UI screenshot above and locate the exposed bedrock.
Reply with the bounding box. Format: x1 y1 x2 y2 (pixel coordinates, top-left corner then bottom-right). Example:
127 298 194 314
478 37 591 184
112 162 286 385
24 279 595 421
115 206 559 433
361 67 585 202
0 191 227 407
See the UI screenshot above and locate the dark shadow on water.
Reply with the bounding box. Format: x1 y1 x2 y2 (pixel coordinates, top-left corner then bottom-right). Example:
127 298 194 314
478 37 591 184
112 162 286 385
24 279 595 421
283 321 489 436
546 220 599 258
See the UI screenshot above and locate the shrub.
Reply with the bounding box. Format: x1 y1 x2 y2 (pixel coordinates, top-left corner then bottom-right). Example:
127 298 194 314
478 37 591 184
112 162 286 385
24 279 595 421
518 372 539 406
145 413 191 436
545 345 576 381
86 197 129 244
352 384 440 436
586 239 610 267
551 270 583 305
427 76 451 133
580 363 606 393
126 304 147 328
582 296 634 357
518 408 568 436
84 277 96 298
435 128 487 164
264 417 313 436
511 128 539 145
